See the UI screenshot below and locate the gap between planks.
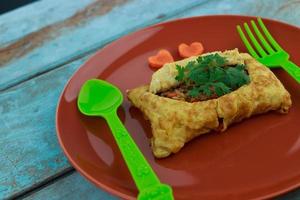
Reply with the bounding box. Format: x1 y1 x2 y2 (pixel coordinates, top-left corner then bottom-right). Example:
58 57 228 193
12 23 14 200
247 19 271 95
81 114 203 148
6 167 75 200
0 0 210 93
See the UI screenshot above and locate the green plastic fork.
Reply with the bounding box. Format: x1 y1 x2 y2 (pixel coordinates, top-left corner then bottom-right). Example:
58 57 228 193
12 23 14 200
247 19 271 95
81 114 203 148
237 17 300 84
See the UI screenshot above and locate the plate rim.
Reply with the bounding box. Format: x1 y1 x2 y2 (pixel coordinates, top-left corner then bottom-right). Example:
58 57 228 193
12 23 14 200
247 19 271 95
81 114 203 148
55 14 300 200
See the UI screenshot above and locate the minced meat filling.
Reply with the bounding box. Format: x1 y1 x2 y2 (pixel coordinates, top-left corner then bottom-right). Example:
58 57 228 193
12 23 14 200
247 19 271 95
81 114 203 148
158 54 250 102
159 84 219 102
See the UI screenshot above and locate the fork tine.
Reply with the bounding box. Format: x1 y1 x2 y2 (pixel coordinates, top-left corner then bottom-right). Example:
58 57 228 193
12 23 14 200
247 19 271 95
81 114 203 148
237 25 259 59
243 23 267 57
251 20 275 54
257 17 283 51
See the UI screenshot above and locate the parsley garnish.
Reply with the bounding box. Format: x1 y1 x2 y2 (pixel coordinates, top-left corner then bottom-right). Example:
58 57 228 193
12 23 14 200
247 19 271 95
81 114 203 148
175 54 250 100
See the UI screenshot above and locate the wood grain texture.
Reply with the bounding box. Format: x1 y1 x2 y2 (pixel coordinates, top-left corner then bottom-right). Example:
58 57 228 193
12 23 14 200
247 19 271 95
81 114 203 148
1 0 299 91
0 56 89 199
175 0 300 26
0 0 94 46
0 0 128 66
1 0 300 199
23 172 118 200
0 0 207 91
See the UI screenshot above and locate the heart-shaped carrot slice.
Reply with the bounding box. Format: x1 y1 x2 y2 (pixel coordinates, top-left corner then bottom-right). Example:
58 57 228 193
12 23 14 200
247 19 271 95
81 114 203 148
178 42 204 58
148 49 174 68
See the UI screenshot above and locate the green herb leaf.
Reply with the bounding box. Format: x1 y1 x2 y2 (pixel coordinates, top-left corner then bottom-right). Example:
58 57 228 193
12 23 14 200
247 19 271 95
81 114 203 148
174 53 249 100
175 64 185 81
197 54 227 68
185 61 196 71
236 64 246 70
209 66 226 82
225 67 250 89
202 84 212 96
213 82 231 96
189 67 208 85
188 87 200 97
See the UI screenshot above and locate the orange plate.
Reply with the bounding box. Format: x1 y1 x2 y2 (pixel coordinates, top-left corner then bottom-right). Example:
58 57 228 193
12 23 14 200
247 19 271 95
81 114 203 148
56 15 300 200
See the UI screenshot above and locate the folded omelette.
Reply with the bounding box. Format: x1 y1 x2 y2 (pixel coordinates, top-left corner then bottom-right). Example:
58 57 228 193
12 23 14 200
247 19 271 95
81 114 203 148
127 49 292 158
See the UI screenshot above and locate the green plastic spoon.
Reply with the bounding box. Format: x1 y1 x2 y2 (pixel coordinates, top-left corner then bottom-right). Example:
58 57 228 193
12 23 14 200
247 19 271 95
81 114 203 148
77 79 173 200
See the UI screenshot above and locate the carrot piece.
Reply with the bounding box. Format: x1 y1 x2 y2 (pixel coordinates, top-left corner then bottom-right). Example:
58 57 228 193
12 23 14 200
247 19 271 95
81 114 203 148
166 92 177 98
148 49 174 69
178 42 204 58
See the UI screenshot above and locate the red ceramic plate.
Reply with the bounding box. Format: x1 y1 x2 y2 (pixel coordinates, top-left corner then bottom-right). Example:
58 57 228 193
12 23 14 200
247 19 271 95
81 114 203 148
56 15 300 200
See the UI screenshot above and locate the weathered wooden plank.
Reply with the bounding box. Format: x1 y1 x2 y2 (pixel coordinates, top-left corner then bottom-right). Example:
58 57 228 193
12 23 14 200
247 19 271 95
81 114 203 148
0 0 131 68
1 0 300 199
175 0 300 26
1 0 299 92
0 55 90 199
0 0 94 46
24 172 118 200
0 0 207 91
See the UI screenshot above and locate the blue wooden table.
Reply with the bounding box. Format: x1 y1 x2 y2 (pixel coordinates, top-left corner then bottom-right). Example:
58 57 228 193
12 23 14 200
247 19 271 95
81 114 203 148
0 0 300 199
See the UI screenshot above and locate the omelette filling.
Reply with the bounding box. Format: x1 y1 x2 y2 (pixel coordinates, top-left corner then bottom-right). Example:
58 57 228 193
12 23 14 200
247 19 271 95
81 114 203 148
159 54 250 102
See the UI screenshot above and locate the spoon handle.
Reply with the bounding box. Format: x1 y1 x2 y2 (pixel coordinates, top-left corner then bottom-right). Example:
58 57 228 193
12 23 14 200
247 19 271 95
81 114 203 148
105 111 173 199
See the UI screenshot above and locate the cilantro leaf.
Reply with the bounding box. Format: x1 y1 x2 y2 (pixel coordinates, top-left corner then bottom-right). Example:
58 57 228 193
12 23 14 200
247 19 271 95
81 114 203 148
185 61 196 71
174 53 250 100
213 82 231 96
224 67 250 89
188 87 200 97
202 84 212 96
209 66 226 82
236 64 246 71
175 64 185 81
189 66 208 85
198 54 227 68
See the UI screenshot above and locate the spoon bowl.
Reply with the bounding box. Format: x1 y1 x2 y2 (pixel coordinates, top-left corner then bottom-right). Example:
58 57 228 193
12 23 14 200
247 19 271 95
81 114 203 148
78 79 123 117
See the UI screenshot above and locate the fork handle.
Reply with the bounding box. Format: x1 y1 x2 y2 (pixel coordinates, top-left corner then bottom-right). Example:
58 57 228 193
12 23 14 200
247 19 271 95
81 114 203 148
281 60 300 84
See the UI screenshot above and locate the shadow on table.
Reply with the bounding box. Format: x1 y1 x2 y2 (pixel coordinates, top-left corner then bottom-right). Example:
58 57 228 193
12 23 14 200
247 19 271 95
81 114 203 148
0 0 39 15
276 188 300 200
